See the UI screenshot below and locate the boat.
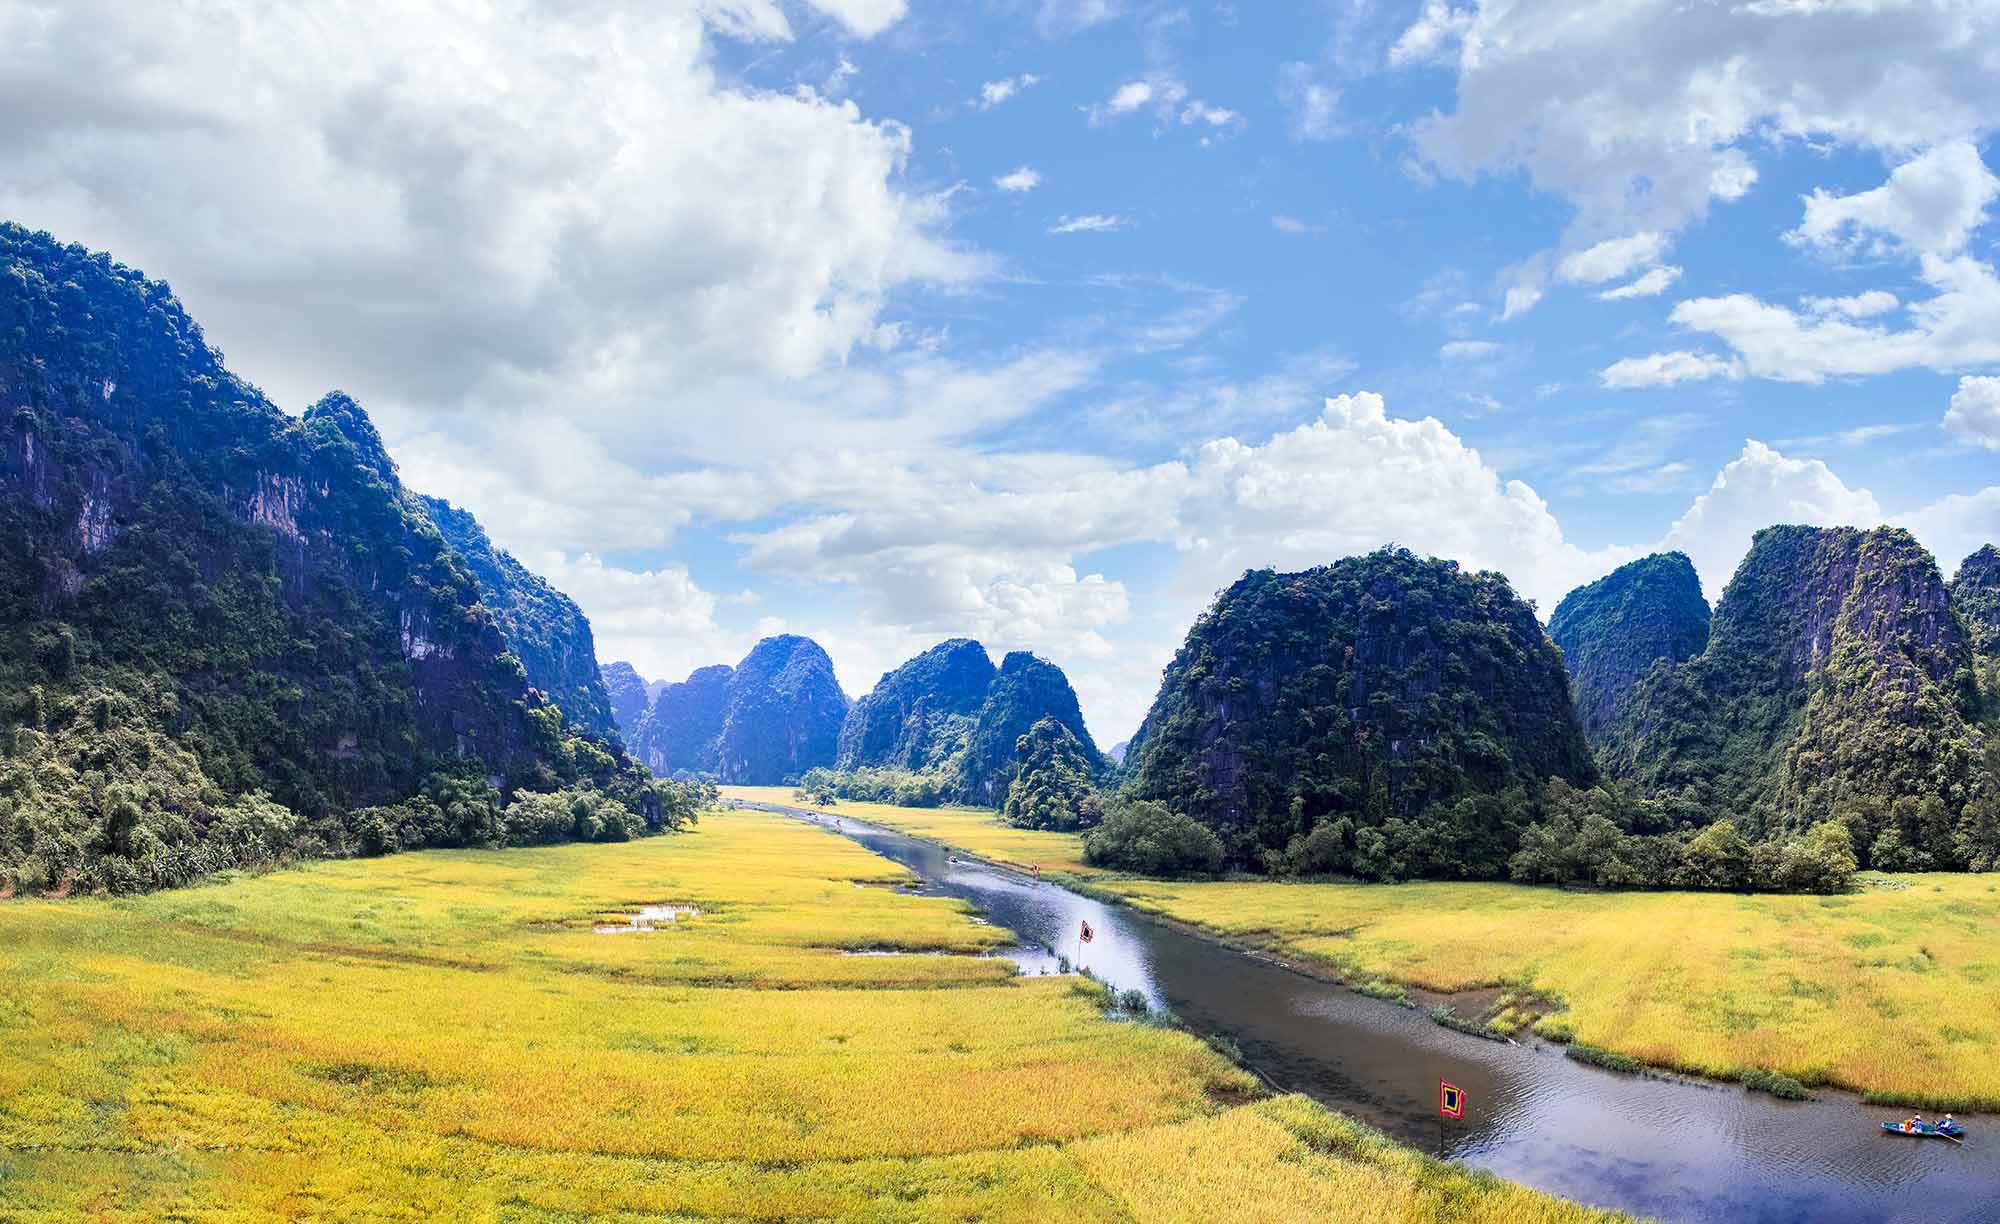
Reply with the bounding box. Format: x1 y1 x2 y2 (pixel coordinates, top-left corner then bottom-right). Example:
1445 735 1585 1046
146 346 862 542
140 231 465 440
1882 1121 1964 1142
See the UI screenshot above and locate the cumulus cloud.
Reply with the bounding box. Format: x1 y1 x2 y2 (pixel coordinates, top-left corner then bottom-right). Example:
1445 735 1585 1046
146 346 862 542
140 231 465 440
1601 351 1744 389
994 166 1042 193
1400 2 2000 239
1102 81 1155 116
1789 141 2000 257
1944 375 2000 451
1802 290 1900 318
1660 441 1885 599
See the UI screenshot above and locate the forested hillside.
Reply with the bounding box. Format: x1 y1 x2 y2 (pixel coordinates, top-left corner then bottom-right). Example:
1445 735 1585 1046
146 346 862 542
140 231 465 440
803 639 1100 808
600 661 651 737
1127 548 1595 871
420 495 616 737
1954 546 2000 660
1549 552 1710 742
1605 526 1994 867
0 224 678 893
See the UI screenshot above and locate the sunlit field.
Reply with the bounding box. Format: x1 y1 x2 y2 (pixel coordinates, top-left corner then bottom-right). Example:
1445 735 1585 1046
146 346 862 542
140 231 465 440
726 793 2000 1110
0 807 1626 1222
724 785 1104 876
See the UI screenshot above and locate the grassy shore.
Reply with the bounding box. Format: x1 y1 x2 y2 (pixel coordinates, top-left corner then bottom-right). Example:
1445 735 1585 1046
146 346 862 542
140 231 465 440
0 807 1625 1222
732 791 2000 1111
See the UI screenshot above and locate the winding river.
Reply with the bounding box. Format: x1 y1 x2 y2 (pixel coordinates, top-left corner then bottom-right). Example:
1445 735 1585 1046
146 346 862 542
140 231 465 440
753 804 2000 1224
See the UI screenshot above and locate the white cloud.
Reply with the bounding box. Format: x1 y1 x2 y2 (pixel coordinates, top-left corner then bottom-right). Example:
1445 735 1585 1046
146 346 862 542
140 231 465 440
1388 2 1475 67
1670 253 2000 383
1277 62 1340 141
1944 375 2000 451
1180 101 1241 128
1105 81 1155 114
973 73 1042 110
532 552 750 690
1789 141 2000 257
1439 340 1502 361
1660 441 1885 599
1401 2 2000 239
1802 290 1900 318
1271 215 1317 235
796 0 908 38
1599 266 1683 300
1049 213 1127 234
1037 0 1122 38
1497 252 1551 321
1892 487 2000 581
1558 233 1668 284
1601 351 1744 389
994 166 1042 193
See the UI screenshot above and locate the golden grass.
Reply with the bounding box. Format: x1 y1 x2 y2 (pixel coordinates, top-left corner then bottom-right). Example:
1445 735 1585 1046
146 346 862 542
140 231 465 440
0 808 1629 1222
1100 872 2000 1108
727 792 2000 1110
723 785 1102 876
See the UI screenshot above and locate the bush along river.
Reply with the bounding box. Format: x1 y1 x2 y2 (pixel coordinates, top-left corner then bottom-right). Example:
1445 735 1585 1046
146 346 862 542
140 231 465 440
746 803 2000 1224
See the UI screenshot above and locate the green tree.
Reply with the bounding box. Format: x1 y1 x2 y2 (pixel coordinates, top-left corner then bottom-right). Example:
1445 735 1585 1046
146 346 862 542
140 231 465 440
1002 717 1103 832
1083 798 1224 877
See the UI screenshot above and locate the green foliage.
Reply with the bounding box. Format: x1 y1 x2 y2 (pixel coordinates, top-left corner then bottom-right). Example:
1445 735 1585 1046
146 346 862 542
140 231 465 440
953 650 1102 805
1548 551 1710 742
1608 527 1990 861
797 765 951 808
1951 545 2000 660
1741 1068 1809 1099
1129 548 1595 872
835 638 994 772
0 223 684 894
1083 797 1225 877
1001 717 1104 832
420 495 617 737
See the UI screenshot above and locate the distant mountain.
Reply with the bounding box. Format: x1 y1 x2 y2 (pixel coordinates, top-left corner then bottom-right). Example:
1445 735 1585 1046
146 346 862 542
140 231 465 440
835 638 994 771
0 223 652 892
1607 526 1987 852
713 636 849 784
1107 739 1130 765
628 637 848 784
1549 552 1711 743
420 495 616 737
1127 548 1594 869
599 661 651 736
1953 545 2000 659
957 651 1101 805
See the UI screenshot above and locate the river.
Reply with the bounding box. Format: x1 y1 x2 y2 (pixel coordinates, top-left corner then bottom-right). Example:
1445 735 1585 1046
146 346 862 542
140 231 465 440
754 804 2000 1224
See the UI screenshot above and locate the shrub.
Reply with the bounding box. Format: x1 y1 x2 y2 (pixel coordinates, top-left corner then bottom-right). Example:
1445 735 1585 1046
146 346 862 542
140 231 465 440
1082 798 1224 877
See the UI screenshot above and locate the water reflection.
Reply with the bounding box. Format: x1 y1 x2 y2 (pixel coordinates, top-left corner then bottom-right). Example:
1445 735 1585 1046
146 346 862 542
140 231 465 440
771 806 2000 1224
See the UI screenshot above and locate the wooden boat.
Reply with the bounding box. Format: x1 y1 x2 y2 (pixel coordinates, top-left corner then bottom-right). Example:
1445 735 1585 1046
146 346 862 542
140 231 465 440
1881 1121 1964 1143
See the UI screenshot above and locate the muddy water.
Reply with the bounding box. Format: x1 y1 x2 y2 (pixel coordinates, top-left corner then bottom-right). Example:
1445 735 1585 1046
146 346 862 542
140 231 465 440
760 805 2000 1224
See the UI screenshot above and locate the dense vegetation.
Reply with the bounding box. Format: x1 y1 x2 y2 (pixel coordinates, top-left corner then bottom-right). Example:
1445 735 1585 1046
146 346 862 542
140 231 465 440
1953 545 2000 659
804 639 1102 808
600 660 651 736
1002 716 1103 831
1603 526 1994 869
1127 549 1595 874
628 637 848 785
420 494 616 737
0 223 680 893
1548 551 1710 741
834 637 993 771
1083 797 1226 877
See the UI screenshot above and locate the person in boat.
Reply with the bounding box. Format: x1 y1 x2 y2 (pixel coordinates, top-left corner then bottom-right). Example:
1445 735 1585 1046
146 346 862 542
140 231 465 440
1906 1113 1925 1132
1941 1113 1957 1132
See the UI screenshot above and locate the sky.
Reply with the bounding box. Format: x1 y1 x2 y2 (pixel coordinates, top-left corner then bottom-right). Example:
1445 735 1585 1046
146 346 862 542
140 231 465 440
4 0 1999 748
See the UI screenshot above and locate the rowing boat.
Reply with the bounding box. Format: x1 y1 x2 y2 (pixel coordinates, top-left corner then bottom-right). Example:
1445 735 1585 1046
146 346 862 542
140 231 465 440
1881 1121 1964 1143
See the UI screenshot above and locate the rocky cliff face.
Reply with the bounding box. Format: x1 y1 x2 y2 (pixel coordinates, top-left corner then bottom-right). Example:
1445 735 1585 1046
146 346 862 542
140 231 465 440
1127 548 1594 865
420 495 615 737
0 223 591 865
1609 526 1985 836
1549 552 1711 743
835 638 995 771
1953 546 2000 659
629 663 733 776
956 651 1100 805
600 661 651 736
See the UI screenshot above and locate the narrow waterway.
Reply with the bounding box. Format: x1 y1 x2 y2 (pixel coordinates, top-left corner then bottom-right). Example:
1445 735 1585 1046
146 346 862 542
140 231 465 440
757 804 2000 1224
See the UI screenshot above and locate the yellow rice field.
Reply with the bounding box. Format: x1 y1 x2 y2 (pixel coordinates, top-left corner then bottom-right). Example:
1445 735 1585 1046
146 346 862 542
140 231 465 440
0 807 1626 1222
726 793 2000 1109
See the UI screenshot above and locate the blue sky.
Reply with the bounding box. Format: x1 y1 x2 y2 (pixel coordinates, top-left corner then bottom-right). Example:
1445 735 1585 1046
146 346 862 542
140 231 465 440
5 0 1998 745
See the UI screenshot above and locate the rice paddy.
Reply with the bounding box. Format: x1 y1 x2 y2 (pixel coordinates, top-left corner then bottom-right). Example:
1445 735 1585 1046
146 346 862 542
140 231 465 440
734 793 2000 1110
0 806 1626 1221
